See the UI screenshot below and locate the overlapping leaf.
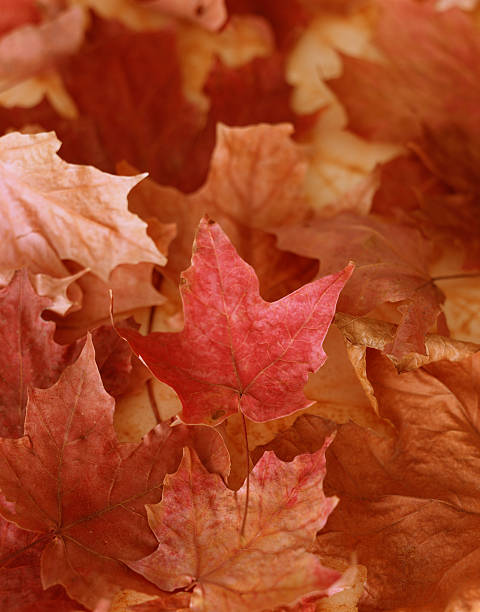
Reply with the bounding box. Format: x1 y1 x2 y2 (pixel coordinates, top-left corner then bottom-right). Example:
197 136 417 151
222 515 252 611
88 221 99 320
0 337 229 609
0 130 165 313
275 212 445 356
123 122 317 301
118 218 353 425
329 0 480 193
129 442 342 612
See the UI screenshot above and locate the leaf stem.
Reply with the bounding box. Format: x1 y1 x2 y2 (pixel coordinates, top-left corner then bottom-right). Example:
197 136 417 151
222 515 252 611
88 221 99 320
240 412 250 537
146 306 161 424
430 272 480 282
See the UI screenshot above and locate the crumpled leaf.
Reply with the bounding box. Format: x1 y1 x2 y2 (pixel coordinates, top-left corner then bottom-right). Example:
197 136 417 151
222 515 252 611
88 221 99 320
0 130 165 312
336 312 480 371
0 336 229 609
275 211 444 357
315 350 480 610
0 269 77 438
118 218 353 425
129 442 343 612
328 0 480 193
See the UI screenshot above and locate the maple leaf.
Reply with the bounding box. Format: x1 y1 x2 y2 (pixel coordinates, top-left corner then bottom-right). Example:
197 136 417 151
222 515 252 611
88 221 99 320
275 211 445 357
0 511 84 612
0 17 316 194
0 269 77 438
268 351 480 610
122 122 318 302
117 218 353 425
0 130 164 312
0 336 230 609
129 442 343 612
328 0 480 193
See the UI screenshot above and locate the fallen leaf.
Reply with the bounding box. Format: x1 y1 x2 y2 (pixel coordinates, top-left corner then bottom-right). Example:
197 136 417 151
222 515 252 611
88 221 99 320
122 122 318 301
0 510 84 611
0 336 229 608
118 218 353 425
129 443 343 612
54 263 166 343
336 312 480 371
275 211 444 356
0 131 164 313
0 6 87 92
316 350 480 610
0 269 76 438
328 0 480 193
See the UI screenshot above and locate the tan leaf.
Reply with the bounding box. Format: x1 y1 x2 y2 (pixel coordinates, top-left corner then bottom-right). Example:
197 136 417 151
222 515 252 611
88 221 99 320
0 131 165 310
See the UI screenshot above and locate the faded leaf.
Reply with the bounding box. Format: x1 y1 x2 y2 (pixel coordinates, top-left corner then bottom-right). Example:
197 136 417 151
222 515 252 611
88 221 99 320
275 212 444 356
0 130 164 310
0 6 87 92
123 122 319 301
130 443 343 612
118 218 353 425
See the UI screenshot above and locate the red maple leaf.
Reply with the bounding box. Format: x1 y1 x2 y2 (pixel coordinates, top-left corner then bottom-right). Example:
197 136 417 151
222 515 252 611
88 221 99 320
0 337 229 608
117 218 353 425
0 270 76 438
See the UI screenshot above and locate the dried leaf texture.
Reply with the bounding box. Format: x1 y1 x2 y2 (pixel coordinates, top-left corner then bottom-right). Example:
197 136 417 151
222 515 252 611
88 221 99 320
275 212 444 356
118 218 353 425
316 350 480 610
0 131 164 304
130 443 342 612
0 512 84 611
0 337 229 609
0 270 76 438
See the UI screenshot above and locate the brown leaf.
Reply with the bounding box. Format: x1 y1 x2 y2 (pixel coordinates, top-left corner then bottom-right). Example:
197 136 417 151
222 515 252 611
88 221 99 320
328 0 480 193
275 211 444 356
316 350 480 610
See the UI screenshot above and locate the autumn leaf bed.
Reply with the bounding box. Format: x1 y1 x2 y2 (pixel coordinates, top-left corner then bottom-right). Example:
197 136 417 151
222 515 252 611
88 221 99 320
1 1 480 611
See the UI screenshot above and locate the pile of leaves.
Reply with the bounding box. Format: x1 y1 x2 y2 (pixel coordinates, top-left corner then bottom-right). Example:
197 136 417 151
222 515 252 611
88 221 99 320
1 0 480 610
